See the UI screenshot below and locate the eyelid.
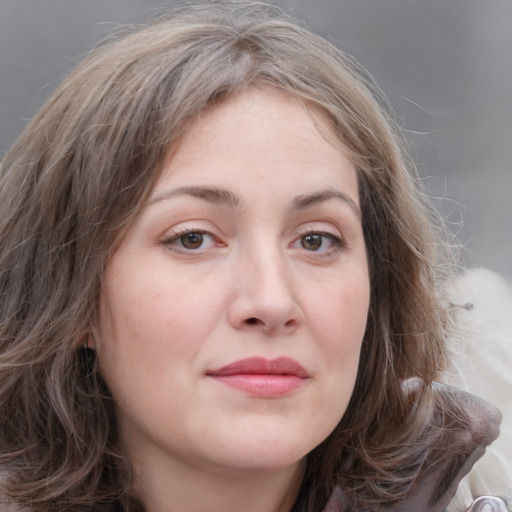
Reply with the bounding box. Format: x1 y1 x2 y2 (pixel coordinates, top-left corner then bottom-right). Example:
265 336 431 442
293 221 344 241
161 226 224 254
290 226 346 258
296 231 344 248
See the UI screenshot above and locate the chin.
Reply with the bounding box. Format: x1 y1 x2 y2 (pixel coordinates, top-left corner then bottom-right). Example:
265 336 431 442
214 451 306 473
203 409 340 472
204 432 315 473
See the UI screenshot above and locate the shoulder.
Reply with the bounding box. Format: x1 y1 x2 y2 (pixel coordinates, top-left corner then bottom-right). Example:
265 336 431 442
322 383 502 512
386 383 501 511
444 269 512 511
402 383 502 512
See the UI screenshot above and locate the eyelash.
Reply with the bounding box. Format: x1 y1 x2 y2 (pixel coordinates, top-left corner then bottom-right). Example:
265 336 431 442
162 228 345 256
294 231 345 254
162 229 220 253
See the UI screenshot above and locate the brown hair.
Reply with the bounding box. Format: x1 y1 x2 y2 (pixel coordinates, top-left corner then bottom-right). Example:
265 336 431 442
0 2 457 510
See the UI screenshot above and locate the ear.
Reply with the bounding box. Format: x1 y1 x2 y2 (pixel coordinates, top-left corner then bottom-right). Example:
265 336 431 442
83 335 96 351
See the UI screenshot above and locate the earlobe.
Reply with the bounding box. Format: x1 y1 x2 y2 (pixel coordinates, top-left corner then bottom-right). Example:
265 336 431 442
84 334 97 351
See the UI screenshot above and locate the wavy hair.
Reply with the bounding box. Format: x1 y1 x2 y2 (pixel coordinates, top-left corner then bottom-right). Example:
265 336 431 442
0 2 457 510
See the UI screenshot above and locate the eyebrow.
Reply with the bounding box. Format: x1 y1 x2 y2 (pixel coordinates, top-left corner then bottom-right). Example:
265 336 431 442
149 186 242 209
292 189 361 218
149 185 360 218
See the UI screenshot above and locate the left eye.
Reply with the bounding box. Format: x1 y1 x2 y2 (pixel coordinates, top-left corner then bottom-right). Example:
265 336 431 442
296 233 342 252
165 231 216 251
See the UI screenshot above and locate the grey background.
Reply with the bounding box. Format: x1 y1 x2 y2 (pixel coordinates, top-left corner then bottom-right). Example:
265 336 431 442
1 0 511 280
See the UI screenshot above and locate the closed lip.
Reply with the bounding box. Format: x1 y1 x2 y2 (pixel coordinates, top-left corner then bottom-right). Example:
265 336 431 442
206 357 309 378
206 357 309 397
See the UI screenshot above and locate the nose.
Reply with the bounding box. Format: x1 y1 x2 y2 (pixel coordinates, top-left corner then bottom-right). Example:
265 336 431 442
227 249 304 336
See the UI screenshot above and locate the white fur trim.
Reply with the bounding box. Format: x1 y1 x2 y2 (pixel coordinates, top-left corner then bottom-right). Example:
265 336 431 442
444 268 512 511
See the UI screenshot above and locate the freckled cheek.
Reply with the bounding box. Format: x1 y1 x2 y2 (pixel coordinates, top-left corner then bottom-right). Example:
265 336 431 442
114 281 222 362
310 283 369 359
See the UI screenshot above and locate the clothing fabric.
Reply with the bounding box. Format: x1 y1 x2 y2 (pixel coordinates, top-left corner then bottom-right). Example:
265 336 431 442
321 383 502 512
444 268 512 511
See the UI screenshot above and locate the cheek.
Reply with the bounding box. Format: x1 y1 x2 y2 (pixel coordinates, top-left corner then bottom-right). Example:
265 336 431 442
102 286 211 365
96 274 224 430
309 276 370 348
98 266 242 424
306 272 370 406
299 280 369 447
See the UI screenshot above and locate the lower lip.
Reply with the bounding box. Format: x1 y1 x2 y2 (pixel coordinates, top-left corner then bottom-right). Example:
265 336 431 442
210 374 306 397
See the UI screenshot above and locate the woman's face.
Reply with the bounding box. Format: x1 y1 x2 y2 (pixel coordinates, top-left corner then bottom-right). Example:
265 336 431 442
97 88 370 480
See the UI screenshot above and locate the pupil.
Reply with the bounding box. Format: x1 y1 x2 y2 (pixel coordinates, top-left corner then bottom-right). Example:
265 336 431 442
302 234 322 250
182 232 203 249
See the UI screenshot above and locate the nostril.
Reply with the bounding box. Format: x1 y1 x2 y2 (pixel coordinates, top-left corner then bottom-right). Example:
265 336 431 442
246 317 260 325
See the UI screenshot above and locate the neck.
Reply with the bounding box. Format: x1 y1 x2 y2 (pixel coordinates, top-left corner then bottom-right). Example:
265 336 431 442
130 455 306 512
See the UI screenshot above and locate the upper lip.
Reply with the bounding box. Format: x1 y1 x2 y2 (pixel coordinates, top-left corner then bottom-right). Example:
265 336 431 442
206 357 309 378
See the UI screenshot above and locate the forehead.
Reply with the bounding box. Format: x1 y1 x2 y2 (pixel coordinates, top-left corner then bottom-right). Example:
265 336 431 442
157 87 358 200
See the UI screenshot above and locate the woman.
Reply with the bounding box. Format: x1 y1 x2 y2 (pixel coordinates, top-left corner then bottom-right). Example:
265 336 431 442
0 2 502 511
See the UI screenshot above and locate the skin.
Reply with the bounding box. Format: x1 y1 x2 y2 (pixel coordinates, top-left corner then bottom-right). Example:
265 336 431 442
96 87 370 512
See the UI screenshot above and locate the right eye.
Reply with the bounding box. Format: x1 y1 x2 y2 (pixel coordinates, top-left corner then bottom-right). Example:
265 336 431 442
162 230 217 252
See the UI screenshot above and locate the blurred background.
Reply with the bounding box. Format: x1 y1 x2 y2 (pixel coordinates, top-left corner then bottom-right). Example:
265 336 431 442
1 0 510 280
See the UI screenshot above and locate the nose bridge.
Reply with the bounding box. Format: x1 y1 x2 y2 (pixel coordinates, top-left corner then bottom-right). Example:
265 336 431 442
228 233 304 334
242 239 296 309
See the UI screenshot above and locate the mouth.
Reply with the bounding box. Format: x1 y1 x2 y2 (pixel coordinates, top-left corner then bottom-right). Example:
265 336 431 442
206 357 309 397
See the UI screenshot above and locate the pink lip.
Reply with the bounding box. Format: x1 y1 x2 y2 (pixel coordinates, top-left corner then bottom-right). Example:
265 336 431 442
206 357 309 397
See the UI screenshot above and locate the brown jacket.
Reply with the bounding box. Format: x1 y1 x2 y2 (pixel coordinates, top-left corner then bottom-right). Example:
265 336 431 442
321 384 502 512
